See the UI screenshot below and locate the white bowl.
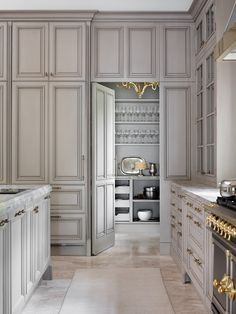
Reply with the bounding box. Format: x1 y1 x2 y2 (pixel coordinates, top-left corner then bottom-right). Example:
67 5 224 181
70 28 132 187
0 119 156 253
137 209 152 221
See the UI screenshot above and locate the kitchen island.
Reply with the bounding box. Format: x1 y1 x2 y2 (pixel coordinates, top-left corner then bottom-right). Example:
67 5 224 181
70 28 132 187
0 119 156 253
0 185 51 314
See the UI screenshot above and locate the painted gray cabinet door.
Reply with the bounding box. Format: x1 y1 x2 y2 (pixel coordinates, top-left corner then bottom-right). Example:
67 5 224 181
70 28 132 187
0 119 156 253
92 25 124 80
162 83 191 179
49 22 86 81
49 82 86 184
127 25 157 79
92 83 115 255
0 83 7 184
12 82 48 183
12 22 48 81
0 23 7 81
161 25 192 80
0 215 9 314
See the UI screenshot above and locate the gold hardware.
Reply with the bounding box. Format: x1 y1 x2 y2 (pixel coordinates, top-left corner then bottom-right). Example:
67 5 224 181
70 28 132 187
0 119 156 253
45 72 48 76
33 206 39 214
118 82 159 99
187 248 193 255
44 195 51 200
171 189 176 194
178 194 185 199
187 202 193 207
203 202 218 210
171 215 175 219
50 72 54 76
194 257 202 266
178 221 182 226
177 208 182 213
0 219 9 227
213 275 236 300
186 214 193 220
171 223 175 228
171 203 175 207
53 186 62 190
194 207 202 213
14 209 25 217
51 215 62 219
206 214 236 241
177 231 182 237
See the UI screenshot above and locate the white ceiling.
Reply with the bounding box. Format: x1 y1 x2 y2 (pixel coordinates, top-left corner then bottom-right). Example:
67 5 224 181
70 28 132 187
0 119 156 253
0 0 194 11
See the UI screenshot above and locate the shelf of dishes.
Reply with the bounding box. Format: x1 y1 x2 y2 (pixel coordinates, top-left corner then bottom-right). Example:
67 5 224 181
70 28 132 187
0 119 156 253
115 103 159 123
115 128 159 144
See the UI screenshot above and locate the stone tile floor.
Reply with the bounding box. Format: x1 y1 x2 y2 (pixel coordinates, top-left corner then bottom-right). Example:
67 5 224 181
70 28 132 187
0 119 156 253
23 233 209 314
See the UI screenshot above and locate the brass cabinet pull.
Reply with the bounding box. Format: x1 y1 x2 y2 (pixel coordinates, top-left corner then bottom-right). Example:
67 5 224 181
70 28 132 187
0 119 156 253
178 194 185 199
177 208 182 213
187 202 193 207
171 215 175 219
0 219 9 227
177 231 182 237
171 189 176 194
171 223 175 228
53 187 61 190
81 155 85 180
194 207 202 213
171 203 175 207
33 206 39 214
178 221 182 226
187 248 193 255
51 215 62 219
44 195 51 200
206 214 236 241
186 214 193 220
194 257 202 266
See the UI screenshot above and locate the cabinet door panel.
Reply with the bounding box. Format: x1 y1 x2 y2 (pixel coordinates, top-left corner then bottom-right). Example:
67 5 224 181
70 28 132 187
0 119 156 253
127 27 156 78
49 82 86 184
51 214 85 244
0 23 7 81
92 26 124 79
162 26 191 79
0 83 7 184
0 217 9 314
12 82 48 183
163 84 191 179
12 22 48 80
106 183 115 234
49 22 85 80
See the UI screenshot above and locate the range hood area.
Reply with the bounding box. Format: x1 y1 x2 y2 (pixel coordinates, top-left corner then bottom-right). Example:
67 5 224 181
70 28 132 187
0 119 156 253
215 1 236 61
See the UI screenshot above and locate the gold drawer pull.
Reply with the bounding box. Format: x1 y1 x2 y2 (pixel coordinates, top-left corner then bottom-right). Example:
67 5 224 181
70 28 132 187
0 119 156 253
171 223 175 228
178 221 182 226
51 215 62 219
194 257 202 266
177 208 182 213
186 214 193 220
187 248 193 255
53 187 62 190
14 209 25 217
194 207 202 213
177 231 182 237
171 203 175 207
171 190 176 194
44 195 51 200
171 215 175 219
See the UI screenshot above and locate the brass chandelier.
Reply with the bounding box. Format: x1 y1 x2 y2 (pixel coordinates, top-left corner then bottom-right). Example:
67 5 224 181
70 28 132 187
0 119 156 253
118 82 159 98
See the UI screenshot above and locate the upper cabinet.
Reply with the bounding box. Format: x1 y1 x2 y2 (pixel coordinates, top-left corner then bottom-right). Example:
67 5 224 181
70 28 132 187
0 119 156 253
0 83 7 184
92 25 124 79
195 0 215 55
91 23 159 81
0 23 7 81
12 22 86 81
127 26 157 78
161 25 193 80
12 22 48 81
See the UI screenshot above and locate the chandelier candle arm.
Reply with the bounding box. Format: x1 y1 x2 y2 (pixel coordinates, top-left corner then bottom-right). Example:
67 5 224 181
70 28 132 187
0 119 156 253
118 82 159 98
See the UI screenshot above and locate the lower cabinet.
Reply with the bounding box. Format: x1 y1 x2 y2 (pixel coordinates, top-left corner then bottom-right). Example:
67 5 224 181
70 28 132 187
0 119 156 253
170 183 213 311
0 192 51 314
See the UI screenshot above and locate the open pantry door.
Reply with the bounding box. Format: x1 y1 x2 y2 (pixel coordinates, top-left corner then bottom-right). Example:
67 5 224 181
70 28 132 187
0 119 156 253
92 83 115 255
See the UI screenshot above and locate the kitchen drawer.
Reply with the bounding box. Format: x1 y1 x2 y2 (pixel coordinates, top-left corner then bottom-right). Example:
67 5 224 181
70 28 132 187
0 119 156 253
115 186 130 194
115 213 130 222
51 214 86 245
191 201 204 220
115 199 130 208
187 246 204 291
171 221 177 243
187 212 204 257
176 228 182 258
51 185 85 213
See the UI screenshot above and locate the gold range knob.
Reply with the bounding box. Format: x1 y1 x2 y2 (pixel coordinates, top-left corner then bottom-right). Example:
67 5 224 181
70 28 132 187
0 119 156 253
206 214 236 241
213 275 236 301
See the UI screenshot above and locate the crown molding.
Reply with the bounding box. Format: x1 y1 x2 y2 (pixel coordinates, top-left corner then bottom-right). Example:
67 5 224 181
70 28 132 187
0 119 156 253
189 0 208 21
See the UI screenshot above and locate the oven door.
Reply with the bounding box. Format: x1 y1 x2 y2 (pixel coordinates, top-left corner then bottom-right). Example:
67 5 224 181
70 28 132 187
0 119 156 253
212 232 236 314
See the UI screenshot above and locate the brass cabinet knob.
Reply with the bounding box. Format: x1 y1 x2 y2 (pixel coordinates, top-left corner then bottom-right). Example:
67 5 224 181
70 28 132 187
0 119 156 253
178 208 182 213
171 215 175 219
0 219 9 227
213 275 236 300
33 206 39 214
171 223 175 228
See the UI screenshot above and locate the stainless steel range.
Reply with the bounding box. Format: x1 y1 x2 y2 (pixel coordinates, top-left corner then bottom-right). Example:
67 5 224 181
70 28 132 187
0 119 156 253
206 196 236 314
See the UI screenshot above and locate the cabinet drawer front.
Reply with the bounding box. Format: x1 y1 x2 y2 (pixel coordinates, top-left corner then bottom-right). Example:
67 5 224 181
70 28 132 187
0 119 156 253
188 249 204 289
0 83 7 184
51 187 85 212
188 213 204 256
51 214 85 244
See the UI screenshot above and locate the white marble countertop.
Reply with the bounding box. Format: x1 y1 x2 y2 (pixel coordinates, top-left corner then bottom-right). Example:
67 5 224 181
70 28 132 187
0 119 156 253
173 181 220 203
0 185 51 217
